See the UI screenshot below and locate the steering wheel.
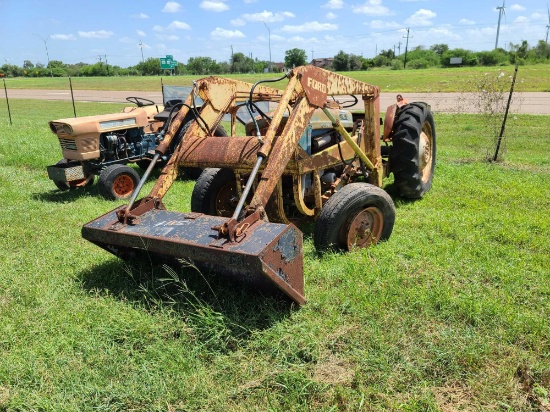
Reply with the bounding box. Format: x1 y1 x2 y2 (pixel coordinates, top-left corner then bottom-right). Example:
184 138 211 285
126 96 156 107
333 95 359 109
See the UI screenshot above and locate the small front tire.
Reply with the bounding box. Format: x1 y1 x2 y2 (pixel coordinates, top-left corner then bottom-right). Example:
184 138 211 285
314 183 396 252
98 164 140 200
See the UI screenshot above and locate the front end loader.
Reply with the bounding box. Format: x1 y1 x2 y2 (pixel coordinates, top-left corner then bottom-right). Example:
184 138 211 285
82 66 436 305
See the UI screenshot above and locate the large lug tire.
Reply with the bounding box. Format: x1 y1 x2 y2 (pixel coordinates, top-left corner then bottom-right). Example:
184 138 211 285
390 102 436 199
53 159 94 191
97 164 140 201
314 183 396 252
176 121 228 180
191 168 238 217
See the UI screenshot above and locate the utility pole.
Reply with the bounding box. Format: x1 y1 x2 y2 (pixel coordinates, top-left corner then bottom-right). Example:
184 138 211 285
139 40 145 62
545 4 550 44
495 0 506 50
33 33 53 77
393 44 396 57
311 48 314 62
263 22 272 72
104 54 110 75
231 45 234 73
403 28 412 69
398 41 402 56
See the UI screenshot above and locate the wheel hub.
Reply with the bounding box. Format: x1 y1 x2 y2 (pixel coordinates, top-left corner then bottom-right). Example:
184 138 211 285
342 207 384 249
113 175 135 197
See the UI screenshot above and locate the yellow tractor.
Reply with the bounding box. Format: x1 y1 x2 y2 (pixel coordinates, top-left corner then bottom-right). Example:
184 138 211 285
82 66 436 304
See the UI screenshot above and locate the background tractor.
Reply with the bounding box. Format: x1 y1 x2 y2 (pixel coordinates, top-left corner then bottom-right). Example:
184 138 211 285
82 66 436 304
46 87 226 200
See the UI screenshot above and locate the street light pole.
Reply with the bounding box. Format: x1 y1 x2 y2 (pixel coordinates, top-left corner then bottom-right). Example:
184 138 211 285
263 22 272 72
33 33 53 77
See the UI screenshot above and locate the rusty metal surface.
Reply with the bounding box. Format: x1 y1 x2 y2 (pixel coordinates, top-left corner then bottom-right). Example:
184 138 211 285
383 104 397 141
83 207 305 304
341 207 383 249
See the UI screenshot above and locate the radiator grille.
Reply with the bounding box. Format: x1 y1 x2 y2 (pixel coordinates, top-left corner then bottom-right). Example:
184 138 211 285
59 138 77 151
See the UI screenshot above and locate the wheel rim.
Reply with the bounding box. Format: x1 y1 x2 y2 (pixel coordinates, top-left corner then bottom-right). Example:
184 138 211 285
341 206 384 249
419 121 434 183
112 174 135 198
215 182 238 217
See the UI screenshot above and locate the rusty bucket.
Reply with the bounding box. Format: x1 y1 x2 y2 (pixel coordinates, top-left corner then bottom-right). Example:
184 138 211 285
82 206 305 304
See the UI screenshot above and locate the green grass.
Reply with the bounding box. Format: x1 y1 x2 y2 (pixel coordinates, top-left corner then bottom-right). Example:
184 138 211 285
1 99 550 411
3 63 550 92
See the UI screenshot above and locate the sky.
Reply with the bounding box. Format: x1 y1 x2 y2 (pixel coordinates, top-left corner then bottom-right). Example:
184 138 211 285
1 0 549 68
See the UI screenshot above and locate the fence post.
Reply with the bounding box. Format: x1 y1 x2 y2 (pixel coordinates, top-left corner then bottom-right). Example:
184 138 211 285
3 78 12 126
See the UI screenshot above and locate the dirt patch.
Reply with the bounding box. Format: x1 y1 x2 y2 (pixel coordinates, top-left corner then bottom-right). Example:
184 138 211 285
313 355 355 385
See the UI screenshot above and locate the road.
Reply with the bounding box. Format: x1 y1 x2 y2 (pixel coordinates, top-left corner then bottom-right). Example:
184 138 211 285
5 89 550 115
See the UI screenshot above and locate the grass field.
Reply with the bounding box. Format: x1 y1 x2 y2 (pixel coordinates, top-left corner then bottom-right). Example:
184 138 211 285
0 99 549 411
3 63 550 93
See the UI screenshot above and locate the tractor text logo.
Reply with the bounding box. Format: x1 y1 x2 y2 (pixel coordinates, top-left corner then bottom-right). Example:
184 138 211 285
306 76 327 94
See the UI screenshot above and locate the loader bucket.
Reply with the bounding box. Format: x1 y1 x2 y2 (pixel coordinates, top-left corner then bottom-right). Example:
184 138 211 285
82 206 305 304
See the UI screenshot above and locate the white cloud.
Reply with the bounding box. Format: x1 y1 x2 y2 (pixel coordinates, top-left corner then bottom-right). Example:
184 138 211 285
153 25 164 32
231 18 246 26
281 21 338 33
368 20 401 29
322 0 343 9
156 34 180 41
352 0 393 16
162 2 182 13
244 0 258 2
51 34 76 41
514 16 528 24
405 9 436 26
136 30 146 37
210 28 245 39
78 30 114 39
168 20 191 30
326 12 337 19
119 37 134 43
131 13 149 19
200 1 229 12
459 18 475 25
241 11 295 23
510 4 525 11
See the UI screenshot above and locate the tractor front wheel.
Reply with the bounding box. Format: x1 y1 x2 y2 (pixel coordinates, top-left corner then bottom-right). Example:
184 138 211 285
98 164 140 200
314 183 395 252
191 168 239 217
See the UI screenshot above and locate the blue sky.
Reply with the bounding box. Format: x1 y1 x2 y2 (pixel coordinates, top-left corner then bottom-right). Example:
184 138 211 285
1 0 548 68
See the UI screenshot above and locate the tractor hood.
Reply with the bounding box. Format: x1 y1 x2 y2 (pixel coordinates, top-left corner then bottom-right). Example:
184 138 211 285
49 110 150 137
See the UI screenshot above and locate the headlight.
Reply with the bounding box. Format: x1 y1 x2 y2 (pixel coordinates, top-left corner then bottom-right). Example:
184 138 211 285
62 124 73 135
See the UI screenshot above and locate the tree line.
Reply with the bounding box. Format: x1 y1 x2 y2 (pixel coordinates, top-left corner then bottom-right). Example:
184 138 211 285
1 40 549 78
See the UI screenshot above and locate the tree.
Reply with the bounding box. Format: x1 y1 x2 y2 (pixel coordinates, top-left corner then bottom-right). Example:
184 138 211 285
187 56 217 75
349 54 363 71
134 57 161 76
333 50 350 71
284 48 307 68
430 44 449 57
23 60 34 69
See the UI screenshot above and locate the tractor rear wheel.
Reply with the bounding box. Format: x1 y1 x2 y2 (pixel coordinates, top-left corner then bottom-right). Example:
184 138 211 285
314 183 395 252
390 102 436 199
98 164 140 200
191 168 238 217
53 159 94 191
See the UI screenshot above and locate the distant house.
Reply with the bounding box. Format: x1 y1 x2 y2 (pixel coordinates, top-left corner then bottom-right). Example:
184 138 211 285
310 58 334 69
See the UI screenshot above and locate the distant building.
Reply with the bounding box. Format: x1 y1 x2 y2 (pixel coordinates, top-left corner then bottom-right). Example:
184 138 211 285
310 58 334 69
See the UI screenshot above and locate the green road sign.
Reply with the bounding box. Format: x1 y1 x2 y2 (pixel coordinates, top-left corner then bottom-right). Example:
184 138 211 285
160 55 178 70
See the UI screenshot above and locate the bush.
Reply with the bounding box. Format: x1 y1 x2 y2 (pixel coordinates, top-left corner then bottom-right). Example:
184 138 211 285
407 59 430 69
